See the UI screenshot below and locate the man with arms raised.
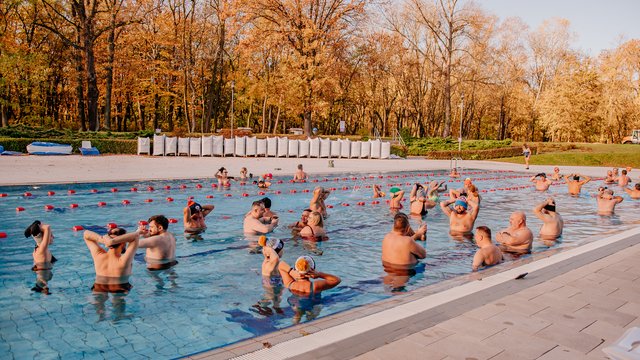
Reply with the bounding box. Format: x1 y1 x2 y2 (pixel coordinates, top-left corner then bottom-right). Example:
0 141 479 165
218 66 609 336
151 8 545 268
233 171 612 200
533 198 563 241
564 173 591 195
440 197 480 238
84 227 140 293
183 200 214 234
244 200 279 235
496 212 534 254
472 226 502 271
596 189 624 215
530 173 553 191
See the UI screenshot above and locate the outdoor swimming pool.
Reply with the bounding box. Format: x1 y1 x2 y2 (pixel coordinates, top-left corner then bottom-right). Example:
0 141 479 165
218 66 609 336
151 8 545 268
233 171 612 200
1 169 638 359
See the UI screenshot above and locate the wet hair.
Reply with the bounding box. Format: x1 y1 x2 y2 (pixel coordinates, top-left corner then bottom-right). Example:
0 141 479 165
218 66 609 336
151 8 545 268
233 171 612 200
543 203 556 212
635 183 640 190
415 183 423 189
24 220 42 238
467 184 478 195
303 208 312 213
536 173 546 178
393 212 410 232
476 226 491 239
251 200 264 208
297 164 303 170
260 197 272 209
622 170 627 175
573 175 580 181
307 211 324 227
148 215 169 230
217 167 226 174
108 227 127 237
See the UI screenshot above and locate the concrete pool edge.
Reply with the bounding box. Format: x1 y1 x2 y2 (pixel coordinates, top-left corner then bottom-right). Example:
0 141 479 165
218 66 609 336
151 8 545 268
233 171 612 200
185 226 640 360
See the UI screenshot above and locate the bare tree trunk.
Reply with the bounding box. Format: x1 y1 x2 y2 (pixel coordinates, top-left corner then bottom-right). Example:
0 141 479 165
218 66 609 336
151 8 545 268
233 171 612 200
74 32 87 131
261 95 267 133
104 1 117 130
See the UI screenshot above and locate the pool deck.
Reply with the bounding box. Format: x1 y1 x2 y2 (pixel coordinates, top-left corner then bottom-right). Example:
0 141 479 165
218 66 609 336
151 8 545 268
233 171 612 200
0 154 630 186
2 155 638 359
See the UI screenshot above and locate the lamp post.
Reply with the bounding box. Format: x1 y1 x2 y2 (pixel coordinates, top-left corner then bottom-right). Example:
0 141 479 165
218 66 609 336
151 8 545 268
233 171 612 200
230 80 235 138
458 92 464 152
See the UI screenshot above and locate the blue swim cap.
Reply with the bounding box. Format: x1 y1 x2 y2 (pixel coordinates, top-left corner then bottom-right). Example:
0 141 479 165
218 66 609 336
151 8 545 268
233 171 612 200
454 199 468 209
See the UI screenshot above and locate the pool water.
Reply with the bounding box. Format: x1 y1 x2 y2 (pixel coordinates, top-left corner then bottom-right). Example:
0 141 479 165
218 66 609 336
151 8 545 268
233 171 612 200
0 170 638 359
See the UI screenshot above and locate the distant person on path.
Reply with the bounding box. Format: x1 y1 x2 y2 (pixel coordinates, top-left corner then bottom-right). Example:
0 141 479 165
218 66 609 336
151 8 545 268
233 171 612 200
472 226 503 271
440 197 480 238
531 173 553 191
244 200 279 235
623 183 640 200
293 164 308 182
533 198 563 241
84 228 139 293
564 173 591 195
496 212 534 254
596 189 624 215
618 169 631 187
522 144 531 169
183 200 214 234
550 167 562 181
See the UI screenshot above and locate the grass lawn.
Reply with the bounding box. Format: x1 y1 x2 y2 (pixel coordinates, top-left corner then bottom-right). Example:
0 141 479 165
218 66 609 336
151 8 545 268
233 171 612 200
495 143 640 168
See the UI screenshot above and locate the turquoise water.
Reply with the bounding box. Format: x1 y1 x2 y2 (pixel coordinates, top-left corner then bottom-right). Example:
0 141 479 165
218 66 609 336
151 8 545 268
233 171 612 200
0 170 638 359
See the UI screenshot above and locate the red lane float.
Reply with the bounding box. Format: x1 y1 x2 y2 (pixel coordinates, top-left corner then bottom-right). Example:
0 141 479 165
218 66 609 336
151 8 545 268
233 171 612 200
303 189 310 193
168 218 178 223
196 184 203 189
122 200 131 205
48 191 55 196
211 184 218 188
147 186 155 191
90 189 98 193
144 199 153 203
24 192 32 197
242 193 249 197
288 210 294 213
258 191 266 196
111 188 118 193
206 195 214 199
165 185 171 190
98 202 107 207
44 205 54 211
0 232 7 238
188 196 194 200
107 223 117 229
290 190 297 193
277 180 284 184
240 182 246 186
289 180 295 183
68 190 76 195
16 207 25 212
72 225 84 231
341 187 349 190
327 205 334 208
70 204 79 208
312 180 319 183
275 191 281 194
0 193 7 197
131 187 138 192
166 197 174 202
224 194 232 197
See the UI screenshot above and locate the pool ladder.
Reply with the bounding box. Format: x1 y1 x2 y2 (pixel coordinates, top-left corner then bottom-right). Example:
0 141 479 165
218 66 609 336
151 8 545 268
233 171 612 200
450 157 463 172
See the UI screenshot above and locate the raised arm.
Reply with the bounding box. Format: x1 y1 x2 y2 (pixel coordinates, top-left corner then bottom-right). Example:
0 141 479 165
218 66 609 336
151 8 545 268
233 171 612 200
468 198 480 219
311 270 341 292
581 175 592 184
410 185 418 202
533 199 551 221
201 204 214 217
83 230 106 258
183 207 191 227
410 240 427 259
38 224 53 251
440 199 454 217
99 230 140 247
119 238 139 265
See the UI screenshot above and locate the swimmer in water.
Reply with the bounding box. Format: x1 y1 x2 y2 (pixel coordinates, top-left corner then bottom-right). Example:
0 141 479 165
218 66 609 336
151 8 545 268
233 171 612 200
533 198 563 241
381 212 427 291
623 183 640 200
449 177 473 199
25 220 57 294
259 197 277 219
472 226 503 271
373 184 386 198
550 167 562 181
564 173 591 195
389 187 404 212
596 189 624 215
244 200 279 235
293 164 308 182
310 187 330 218
215 167 235 187
618 169 631 187
83 227 140 293
278 256 341 296
531 173 553 191
289 209 312 231
299 211 328 241
239 167 250 181
440 197 480 238
183 200 214 234
409 183 430 216
604 170 616 184
496 212 533 254
449 168 461 178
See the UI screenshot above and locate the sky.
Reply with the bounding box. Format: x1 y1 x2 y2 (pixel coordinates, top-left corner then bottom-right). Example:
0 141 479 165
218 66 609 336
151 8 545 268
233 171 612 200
479 0 640 55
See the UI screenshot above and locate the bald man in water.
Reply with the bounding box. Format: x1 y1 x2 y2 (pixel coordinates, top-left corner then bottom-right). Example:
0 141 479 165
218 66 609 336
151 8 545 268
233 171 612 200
496 211 534 253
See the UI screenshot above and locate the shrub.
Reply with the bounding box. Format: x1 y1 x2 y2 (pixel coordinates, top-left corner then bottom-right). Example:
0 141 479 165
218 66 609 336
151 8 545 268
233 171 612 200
0 137 137 154
406 137 512 154
423 146 532 160
390 145 407 158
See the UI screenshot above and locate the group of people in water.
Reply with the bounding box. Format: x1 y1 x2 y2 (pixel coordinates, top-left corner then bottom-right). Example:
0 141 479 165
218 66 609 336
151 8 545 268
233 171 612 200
25 164 638 311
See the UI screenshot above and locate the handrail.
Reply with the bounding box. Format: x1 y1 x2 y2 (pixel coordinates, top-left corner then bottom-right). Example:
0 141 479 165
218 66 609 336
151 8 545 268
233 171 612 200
450 157 463 171
393 129 406 147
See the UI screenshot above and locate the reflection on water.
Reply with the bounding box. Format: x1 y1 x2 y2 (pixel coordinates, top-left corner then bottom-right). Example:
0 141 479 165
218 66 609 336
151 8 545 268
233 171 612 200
33 268 53 295
91 292 132 323
287 293 322 324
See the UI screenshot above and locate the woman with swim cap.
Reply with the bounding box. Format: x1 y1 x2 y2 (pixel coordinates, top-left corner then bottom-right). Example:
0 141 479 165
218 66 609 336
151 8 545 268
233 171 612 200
389 187 404 212
279 256 341 296
299 211 328 241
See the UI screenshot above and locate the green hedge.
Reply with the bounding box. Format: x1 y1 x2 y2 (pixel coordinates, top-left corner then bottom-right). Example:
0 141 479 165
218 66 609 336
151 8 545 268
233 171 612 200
424 146 532 160
407 137 512 154
0 125 156 140
0 138 138 154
